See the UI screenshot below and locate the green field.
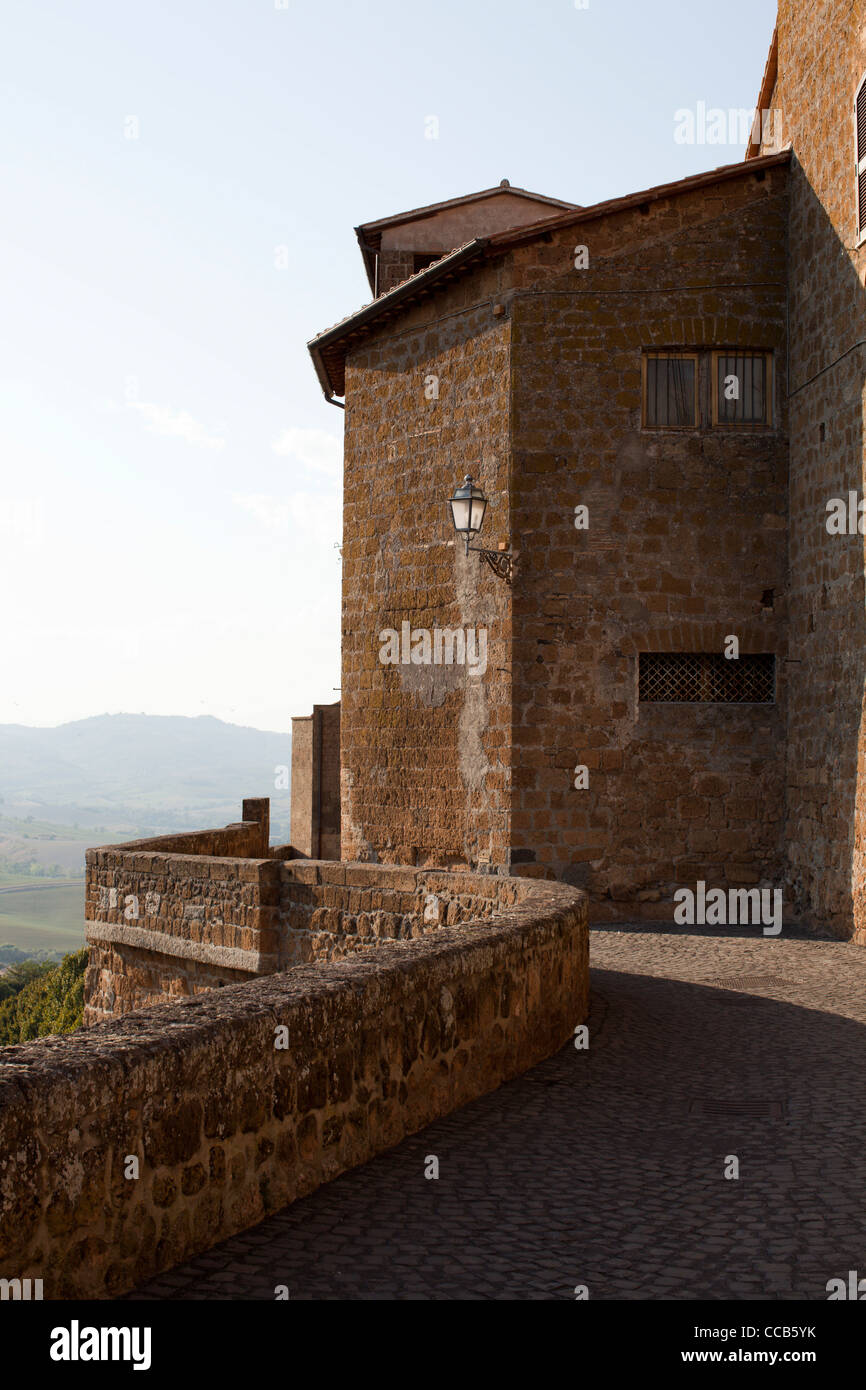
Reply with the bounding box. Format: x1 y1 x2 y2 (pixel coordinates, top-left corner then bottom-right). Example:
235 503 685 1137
0 880 86 956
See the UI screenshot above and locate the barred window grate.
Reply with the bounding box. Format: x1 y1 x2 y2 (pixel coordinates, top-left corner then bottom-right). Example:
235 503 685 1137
639 653 776 703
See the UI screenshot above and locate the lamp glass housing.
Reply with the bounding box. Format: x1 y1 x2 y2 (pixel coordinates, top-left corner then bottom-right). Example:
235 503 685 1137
448 475 488 543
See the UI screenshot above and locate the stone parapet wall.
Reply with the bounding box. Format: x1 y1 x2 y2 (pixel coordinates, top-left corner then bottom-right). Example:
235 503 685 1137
84 829 542 1019
84 803 278 1023
84 852 281 1023
99 798 271 862
0 870 587 1300
278 860 519 966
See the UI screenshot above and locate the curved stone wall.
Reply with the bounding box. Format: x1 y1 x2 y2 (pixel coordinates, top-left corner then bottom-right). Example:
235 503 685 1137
0 866 587 1300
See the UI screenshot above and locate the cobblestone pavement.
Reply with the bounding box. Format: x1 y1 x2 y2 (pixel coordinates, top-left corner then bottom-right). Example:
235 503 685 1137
129 924 866 1300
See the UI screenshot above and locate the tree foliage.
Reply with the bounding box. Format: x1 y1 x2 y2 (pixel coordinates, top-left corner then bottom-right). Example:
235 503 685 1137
0 948 87 1045
0 958 52 1003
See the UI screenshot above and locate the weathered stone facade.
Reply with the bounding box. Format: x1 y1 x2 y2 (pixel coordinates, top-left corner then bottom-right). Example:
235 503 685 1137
341 269 513 871
82 804 561 1019
83 800 277 1024
508 166 788 912
318 157 793 922
305 0 866 939
752 7 866 939
290 701 341 860
1 866 587 1299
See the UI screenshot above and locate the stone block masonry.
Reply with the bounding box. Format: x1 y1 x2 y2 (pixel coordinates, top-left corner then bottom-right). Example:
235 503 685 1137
509 165 789 914
755 2 866 940
278 860 522 966
0 867 587 1299
82 804 543 1021
341 262 513 873
337 162 791 921
83 799 278 1024
290 701 341 860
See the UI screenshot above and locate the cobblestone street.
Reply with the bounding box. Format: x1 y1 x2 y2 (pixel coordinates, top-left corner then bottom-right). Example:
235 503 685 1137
129 924 866 1301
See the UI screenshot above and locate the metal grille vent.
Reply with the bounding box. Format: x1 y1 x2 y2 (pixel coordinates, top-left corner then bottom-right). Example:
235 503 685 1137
713 976 799 990
858 80 866 234
690 1099 785 1120
639 652 775 704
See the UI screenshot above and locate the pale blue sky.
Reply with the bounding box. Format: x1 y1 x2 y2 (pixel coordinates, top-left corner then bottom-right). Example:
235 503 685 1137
0 0 776 731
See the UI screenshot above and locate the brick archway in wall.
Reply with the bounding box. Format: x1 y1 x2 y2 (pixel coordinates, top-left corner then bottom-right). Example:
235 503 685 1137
617 618 786 659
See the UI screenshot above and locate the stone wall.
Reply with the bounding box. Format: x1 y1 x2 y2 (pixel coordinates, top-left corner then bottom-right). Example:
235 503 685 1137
0 868 587 1299
85 816 533 1021
84 801 278 1024
289 714 313 851
759 1 866 940
341 261 513 872
290 703 341 860
339 161 793 922
278 860 521 966
104 804 270 860
508 163 790 916
317 703 341 860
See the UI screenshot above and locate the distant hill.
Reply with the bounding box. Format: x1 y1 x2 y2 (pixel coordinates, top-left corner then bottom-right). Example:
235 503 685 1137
0 714 290 840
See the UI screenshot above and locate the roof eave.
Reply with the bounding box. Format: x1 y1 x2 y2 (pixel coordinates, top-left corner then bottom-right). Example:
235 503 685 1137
310 150 791 399
354 184 580 240
354 225 378 293
746 27 780 160
483 149 791 252
308 238 489 397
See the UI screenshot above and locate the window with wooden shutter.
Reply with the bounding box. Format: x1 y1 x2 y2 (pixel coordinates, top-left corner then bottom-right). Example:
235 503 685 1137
641 352 698 428
857 74 866 238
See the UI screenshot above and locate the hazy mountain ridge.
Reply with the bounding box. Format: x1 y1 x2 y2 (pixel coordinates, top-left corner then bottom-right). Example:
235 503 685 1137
0 714 290 837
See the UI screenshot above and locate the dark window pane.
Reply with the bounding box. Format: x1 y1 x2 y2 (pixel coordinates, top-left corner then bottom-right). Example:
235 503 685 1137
645 356 695 426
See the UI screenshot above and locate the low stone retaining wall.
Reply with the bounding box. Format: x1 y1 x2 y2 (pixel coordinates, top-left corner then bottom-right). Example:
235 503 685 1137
277 861 523 966
84 800 277 1024
84 830 541 1020
0 868 587 1300
84 853 281 1024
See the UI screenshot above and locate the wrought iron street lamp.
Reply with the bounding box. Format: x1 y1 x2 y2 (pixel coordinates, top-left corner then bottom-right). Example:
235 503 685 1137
447 474 513 585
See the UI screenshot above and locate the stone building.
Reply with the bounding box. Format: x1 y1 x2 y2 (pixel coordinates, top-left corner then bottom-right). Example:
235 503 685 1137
307 0 866 941
290 701 341 860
